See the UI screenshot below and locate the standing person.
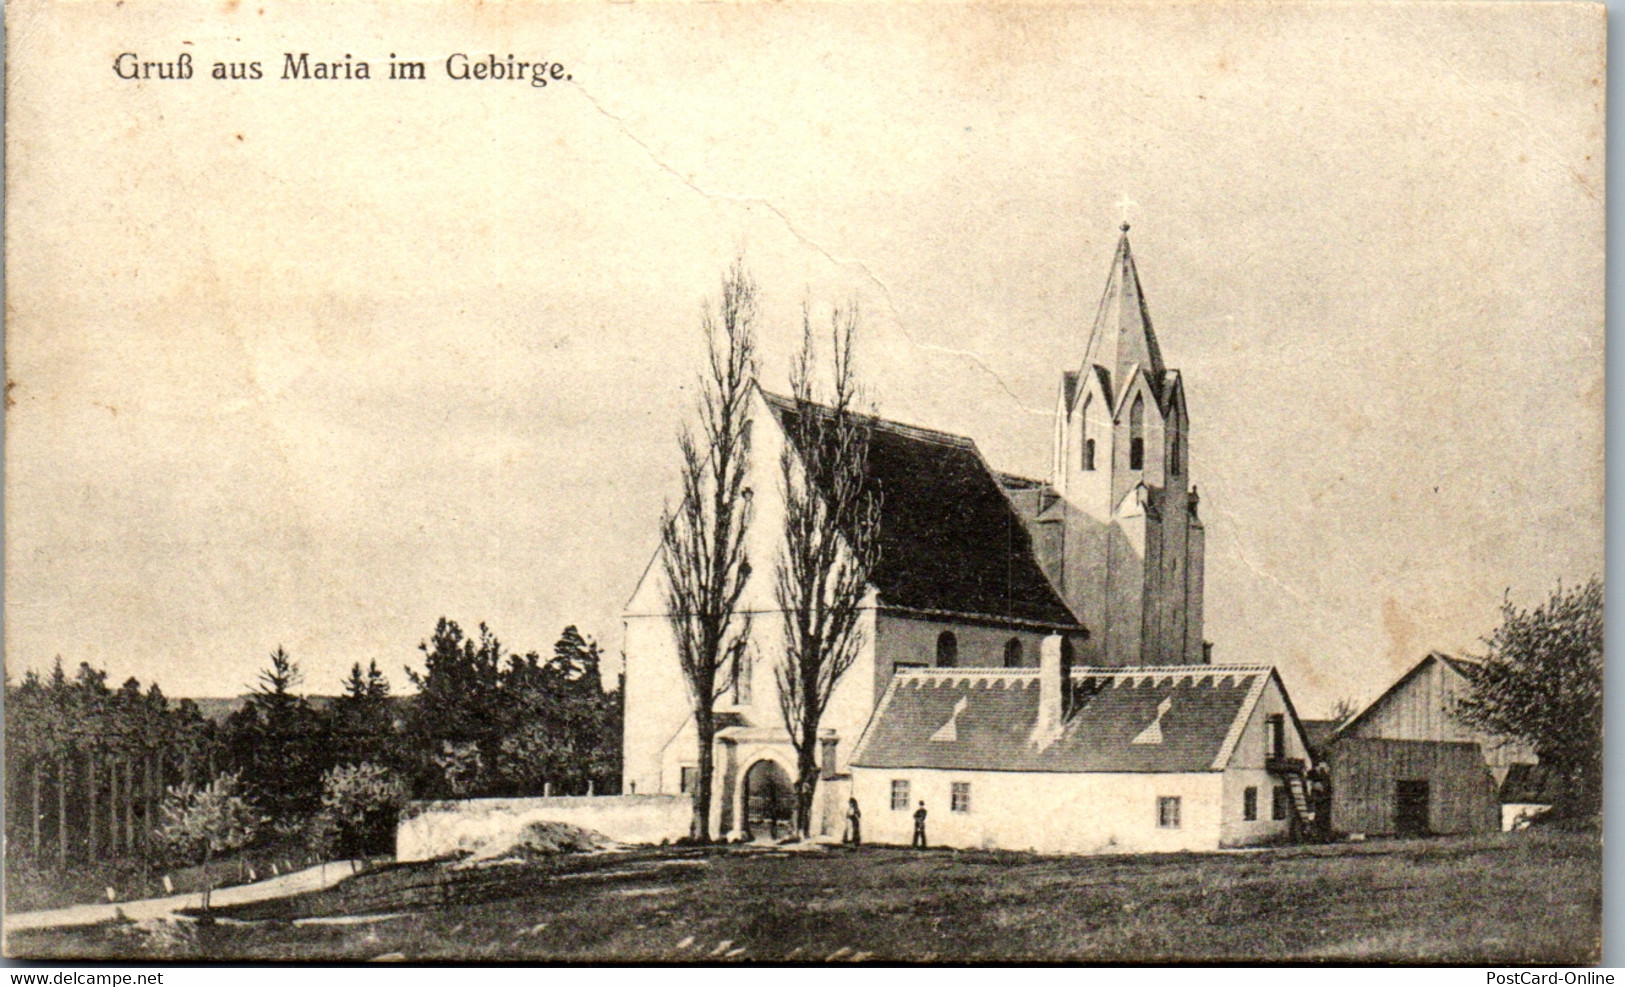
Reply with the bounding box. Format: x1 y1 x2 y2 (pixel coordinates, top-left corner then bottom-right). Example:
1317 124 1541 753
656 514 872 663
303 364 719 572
845 797 863 846
912 800 928 849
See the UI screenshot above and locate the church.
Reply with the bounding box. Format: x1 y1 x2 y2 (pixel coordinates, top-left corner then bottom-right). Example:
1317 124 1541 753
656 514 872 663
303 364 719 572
620 226 1314 850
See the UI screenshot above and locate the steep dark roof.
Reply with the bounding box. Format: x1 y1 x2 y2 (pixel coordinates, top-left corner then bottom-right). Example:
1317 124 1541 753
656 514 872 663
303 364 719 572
852 666 1272 773
764 393 1079 628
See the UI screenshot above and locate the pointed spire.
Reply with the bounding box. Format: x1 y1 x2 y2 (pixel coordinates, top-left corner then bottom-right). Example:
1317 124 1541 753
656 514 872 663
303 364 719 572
1080 226 1165 395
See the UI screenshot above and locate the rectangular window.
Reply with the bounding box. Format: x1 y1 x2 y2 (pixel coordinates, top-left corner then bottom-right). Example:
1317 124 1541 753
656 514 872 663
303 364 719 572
679 766 697 795
1243 786 1258 821
1272 786 1289 821
951 782 971 813
1267 714 1286 759
1157 796 1181 829
891 779 910 811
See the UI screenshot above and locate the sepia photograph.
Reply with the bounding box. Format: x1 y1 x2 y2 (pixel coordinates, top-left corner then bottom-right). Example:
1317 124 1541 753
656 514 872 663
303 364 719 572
2 0 1606 965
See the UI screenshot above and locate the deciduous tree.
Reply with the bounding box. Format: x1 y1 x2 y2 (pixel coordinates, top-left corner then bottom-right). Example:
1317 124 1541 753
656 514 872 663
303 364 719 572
774 302 879 838
661 261 758 841
157 772 263 909
1455 577 1603 823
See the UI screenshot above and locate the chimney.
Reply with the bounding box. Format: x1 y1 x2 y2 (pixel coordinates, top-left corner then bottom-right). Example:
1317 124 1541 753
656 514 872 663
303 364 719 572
1030 634 1065 749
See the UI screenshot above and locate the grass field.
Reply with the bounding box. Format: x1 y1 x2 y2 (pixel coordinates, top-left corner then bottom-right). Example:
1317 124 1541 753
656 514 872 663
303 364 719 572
6 830 1599 963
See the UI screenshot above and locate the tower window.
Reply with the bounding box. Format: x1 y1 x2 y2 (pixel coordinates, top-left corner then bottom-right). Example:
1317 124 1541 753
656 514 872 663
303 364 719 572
1129 394 1146 471
732 651 753 705
1083 438 1096 472
936 631 958 668
1003 637 1023 668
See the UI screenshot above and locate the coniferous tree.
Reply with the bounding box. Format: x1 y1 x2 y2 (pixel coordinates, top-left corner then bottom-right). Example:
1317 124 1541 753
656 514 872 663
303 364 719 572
225 647 330 821
331 660 397 768
405 619 507 797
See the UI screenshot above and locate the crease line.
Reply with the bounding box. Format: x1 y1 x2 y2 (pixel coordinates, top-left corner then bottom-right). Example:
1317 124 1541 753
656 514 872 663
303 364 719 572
570 82 1049 418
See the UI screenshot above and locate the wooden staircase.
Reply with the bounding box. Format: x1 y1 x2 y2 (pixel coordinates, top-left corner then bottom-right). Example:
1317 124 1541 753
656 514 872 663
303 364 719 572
1267 755 1316 833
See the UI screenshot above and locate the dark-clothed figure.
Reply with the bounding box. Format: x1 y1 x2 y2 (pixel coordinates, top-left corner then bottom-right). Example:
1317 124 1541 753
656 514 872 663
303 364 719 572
912 801 928 849
845 798 863 846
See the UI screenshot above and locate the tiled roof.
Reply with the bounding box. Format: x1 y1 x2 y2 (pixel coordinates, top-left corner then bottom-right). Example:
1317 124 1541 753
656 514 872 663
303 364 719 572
764 393 1079 628
852 666 1272 773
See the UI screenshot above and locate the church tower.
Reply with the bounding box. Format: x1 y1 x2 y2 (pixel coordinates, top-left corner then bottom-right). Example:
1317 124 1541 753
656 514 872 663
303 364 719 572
1046 225 1206 666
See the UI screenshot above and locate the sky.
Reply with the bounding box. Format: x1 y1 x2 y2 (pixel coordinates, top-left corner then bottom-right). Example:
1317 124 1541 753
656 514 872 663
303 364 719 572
5 0 1605 716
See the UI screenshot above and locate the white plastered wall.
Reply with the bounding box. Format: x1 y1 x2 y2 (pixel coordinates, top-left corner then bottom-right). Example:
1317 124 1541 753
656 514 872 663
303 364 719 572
1218 672 1309 845
850 767 1224 855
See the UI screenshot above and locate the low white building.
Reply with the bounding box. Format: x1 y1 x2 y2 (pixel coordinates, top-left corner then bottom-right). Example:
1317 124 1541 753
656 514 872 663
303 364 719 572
849 641 1315 854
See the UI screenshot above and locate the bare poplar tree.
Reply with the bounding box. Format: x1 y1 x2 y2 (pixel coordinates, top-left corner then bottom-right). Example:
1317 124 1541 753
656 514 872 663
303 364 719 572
660 261 758 842
775 302 880 839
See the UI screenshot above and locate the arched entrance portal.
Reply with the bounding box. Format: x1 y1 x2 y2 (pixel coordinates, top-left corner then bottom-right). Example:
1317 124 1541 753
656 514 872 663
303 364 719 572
741 759 794 841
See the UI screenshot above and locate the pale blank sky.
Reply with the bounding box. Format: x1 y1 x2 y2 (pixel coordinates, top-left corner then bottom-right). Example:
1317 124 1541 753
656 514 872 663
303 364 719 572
5 1 1604 716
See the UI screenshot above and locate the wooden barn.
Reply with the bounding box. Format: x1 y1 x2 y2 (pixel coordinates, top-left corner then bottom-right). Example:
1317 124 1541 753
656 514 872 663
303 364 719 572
1326 651 1536 837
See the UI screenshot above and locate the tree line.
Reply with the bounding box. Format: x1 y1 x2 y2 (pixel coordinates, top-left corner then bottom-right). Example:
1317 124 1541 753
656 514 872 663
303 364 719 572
4 619 622 873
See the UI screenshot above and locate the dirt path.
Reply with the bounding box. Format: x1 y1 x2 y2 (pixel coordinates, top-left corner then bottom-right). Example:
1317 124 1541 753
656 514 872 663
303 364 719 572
3 861 359 933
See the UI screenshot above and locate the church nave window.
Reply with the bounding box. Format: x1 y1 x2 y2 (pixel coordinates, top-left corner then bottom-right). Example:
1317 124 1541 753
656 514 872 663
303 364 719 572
936 631 958 668
1003 637 1023 668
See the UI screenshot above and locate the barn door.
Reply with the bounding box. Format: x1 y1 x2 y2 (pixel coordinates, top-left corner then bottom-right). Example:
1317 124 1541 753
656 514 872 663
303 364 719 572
1395 780 1430 837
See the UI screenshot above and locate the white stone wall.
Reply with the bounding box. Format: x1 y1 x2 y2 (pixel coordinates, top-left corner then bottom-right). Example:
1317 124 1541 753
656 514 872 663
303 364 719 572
849 767 1225 855
395 796 690 861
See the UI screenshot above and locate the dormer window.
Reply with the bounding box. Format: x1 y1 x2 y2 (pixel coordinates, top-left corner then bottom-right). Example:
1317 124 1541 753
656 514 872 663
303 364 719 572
936 631 958 668
1083 438 1096 472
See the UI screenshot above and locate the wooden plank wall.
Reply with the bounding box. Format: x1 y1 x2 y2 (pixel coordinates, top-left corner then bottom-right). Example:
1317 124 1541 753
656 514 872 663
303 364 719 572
1351 658 1536 769
1328 738 1500 836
